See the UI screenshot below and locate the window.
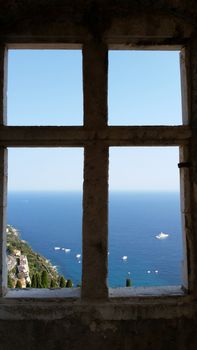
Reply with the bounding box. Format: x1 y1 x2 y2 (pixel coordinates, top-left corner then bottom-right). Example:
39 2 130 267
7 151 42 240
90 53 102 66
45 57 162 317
0 45 190 299
109 147 182 288
8 50 83 125
108 50 182 125
7 148 84 289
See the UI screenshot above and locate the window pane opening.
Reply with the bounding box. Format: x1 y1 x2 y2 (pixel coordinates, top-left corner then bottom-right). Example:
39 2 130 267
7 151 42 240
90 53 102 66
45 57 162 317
108 50 182 125
7 148 83 289
7 49 83 126
109 147 183 288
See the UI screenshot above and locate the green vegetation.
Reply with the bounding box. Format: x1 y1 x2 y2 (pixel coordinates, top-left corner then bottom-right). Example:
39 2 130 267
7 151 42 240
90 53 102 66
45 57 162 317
31 272 42 288
7 226 58 280
50 279 58 288
7 275 14 288
59 275 66 288
126 278 132 287
66 279 73 288
41 270 49 288
6 225 66 289
31 273 37 288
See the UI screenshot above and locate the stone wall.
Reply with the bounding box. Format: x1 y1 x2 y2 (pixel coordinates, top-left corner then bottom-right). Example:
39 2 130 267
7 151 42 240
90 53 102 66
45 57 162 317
0 1 197 349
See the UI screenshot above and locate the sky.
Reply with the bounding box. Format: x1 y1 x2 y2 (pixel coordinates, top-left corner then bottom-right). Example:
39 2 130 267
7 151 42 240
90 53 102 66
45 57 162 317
7 49 181 191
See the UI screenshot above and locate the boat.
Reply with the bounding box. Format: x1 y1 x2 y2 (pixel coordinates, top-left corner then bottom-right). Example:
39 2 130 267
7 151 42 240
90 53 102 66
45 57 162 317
122 256 128 261
54 247 61 250
76 254 81 259
155 232 169 240
65 248 71 253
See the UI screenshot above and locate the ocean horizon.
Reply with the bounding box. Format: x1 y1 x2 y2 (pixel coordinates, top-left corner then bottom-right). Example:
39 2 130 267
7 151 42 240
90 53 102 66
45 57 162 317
7 190 183 287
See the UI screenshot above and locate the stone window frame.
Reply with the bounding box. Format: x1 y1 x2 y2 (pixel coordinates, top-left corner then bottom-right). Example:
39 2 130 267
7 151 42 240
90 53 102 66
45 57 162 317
0 42 191 302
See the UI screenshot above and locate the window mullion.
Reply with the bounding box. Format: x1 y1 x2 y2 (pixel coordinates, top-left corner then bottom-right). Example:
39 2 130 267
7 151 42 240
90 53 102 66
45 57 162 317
82 144 108 300
82 41 108 299
188 39 197 297
83 41 108 128
0 46 7 296
0 46 7 126
0 148 7 297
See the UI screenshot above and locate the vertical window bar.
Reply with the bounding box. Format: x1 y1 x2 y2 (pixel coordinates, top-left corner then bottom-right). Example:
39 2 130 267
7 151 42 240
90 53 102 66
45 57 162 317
179 48 190 292
179 146 190 291
0 46 8 296
82 41 108 299
0 46 7 126
186 38 197 298
83 41 108 128
82 145 108 299
180 49 190 125
189 39 197 296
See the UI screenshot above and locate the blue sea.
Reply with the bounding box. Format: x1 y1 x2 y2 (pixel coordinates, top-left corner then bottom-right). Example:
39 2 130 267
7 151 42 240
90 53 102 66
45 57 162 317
7 191 183 287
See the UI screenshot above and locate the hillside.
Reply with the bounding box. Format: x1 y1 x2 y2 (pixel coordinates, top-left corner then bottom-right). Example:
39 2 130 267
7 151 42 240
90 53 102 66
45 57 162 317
6 224 68 288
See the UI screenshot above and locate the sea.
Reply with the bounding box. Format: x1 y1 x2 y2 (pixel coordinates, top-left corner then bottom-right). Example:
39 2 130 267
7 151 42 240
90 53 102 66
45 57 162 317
7 191 183 288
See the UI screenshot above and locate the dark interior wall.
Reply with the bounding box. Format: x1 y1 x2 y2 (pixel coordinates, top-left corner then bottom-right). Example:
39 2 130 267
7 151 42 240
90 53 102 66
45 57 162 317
0 1 197 349
0 318 196 350
0 0 196 42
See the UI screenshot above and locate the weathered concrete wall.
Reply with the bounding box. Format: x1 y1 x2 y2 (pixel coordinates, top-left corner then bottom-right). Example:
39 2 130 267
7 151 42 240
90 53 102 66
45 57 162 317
0 1 197 349
0 296 197 350
0 317 197 350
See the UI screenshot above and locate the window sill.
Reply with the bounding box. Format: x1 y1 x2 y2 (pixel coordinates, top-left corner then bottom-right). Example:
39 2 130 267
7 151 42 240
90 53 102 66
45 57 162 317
5 287 81 299
109 285 185 298
4 285 185 300
0 285 191 321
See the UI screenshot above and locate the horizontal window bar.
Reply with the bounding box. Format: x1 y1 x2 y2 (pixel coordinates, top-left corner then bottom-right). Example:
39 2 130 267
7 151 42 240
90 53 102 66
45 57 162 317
0 126 191 147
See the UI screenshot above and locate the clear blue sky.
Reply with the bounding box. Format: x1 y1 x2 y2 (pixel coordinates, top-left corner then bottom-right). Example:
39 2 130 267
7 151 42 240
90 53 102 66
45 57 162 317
7 49 181 191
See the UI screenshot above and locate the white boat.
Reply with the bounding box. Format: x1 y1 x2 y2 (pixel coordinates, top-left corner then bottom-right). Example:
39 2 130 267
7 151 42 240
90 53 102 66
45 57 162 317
156 232 169 240
122 256 128 261
65 248 71 253
54 247 61 250
76 254 81 259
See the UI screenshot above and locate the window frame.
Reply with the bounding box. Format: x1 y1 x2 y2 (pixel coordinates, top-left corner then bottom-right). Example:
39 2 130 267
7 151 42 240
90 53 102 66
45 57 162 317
0 43 191 301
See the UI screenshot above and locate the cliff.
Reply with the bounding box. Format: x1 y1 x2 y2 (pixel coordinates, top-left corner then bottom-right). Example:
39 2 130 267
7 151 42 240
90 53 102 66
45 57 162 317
6 224 61 288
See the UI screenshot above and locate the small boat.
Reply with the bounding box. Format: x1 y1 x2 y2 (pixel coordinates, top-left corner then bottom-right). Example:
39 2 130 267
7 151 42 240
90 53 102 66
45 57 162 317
155 232 169 240
122 256 128 261
54 247 61 250
65 248 71 253
76 254 81 259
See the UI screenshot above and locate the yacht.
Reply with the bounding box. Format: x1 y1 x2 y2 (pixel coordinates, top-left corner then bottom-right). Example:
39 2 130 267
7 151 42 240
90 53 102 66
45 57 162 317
155 232 169 240
122 256 128 261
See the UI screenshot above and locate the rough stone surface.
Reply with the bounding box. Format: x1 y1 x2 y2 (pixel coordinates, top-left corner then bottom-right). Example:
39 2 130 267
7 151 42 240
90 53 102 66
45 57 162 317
0 1 197 349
